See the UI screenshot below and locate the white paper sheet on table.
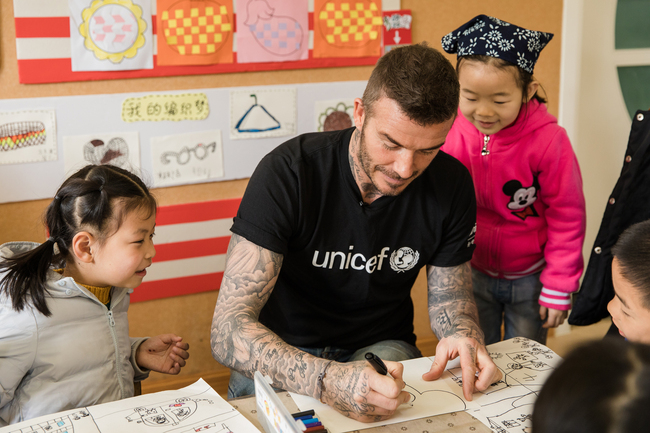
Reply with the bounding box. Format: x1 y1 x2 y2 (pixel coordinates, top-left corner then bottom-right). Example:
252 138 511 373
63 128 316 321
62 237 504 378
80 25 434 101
0 379 260 433
463 337 563 433
290 338 562 433
290 357 480 433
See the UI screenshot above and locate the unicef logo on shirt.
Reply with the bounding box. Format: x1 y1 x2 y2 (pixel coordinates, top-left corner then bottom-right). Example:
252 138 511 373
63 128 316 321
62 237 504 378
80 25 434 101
390 247 420 273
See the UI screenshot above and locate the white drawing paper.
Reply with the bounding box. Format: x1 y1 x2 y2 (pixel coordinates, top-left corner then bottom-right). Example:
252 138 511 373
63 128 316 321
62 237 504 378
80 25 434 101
290 356 480 433
460 337 563 433
0 109 57 165
68 0 154 71
63 131 141 177
230 88 296 140
0 379 261 433
151 130 225 188
291 338 562 433
314 99 355 132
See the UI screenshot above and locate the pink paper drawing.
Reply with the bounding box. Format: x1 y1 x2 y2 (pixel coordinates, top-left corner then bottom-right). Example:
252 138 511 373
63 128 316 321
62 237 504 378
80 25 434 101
236 0 308 63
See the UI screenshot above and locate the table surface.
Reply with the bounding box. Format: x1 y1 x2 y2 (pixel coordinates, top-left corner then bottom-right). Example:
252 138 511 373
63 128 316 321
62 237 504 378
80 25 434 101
229 391 491 433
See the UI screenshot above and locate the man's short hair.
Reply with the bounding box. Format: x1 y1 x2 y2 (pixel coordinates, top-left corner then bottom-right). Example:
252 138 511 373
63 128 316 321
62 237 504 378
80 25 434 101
362 42 459 126
612 219 650 308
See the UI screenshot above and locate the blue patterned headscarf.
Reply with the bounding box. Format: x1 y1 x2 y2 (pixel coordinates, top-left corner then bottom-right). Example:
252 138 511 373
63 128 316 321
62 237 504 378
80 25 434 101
441 15 553 74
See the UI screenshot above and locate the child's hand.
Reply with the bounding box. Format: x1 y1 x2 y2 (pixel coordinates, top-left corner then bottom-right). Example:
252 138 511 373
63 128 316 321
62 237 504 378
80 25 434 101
539 306 568 329
136 334 190 374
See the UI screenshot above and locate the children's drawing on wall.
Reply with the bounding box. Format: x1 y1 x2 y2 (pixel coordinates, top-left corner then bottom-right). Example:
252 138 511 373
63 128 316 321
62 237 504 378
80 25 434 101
63 132 140 176
0 109 57 165
449 338 561 433
1 379 260 433
156 0 234 66
150 130 224 187
230 88 296 139
236 0 308 63
315 99 355 132
68 0 153 71
313 0 383 58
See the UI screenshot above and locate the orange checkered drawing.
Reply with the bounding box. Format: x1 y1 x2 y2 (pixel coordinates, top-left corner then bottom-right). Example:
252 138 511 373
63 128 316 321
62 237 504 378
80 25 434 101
157 0 234 66
314 0 382 58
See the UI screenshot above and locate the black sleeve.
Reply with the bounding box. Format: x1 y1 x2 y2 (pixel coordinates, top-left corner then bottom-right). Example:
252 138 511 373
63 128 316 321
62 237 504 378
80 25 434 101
231 152 298 255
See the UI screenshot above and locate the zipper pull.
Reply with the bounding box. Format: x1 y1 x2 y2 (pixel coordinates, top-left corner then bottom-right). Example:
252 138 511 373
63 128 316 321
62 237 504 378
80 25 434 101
481 135 490 156
107 310 115 327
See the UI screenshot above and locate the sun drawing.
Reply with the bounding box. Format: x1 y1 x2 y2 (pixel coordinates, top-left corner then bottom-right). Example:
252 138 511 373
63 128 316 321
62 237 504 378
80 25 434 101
79 0 147 63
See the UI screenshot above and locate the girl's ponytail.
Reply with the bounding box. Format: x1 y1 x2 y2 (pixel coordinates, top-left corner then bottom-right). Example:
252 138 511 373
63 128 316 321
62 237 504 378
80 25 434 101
0 239 58 316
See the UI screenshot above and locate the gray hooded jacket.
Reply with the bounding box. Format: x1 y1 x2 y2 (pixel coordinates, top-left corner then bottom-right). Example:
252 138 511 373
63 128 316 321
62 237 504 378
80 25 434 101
0 242 149 426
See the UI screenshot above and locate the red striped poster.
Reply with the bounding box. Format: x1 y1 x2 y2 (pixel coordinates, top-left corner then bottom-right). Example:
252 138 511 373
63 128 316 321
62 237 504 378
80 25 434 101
13 0 380 84
132 198 241 303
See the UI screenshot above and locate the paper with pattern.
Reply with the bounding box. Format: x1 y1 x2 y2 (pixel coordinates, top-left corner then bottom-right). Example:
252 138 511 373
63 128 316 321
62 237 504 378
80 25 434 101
156 0 234 66
68 0 153 71
313 0 382 58
0 109 57 166
236 0 308 63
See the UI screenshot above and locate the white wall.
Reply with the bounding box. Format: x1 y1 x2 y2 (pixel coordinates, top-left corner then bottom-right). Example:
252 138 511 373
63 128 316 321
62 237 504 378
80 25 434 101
561 0 633 271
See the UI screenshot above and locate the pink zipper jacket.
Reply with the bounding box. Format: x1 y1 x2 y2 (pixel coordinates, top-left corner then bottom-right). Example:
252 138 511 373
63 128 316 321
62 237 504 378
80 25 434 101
443 100 586 310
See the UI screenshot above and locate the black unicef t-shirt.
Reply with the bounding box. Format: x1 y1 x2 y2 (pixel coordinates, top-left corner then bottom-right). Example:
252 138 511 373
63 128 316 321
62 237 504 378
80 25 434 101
231 127 476 350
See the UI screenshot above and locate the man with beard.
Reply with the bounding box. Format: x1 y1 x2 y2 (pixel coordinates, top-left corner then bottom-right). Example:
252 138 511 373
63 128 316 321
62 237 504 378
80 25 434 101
210 43 500 422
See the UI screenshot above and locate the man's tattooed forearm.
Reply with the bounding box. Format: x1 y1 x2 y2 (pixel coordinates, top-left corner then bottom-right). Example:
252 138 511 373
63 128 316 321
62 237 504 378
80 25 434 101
427 263 484 343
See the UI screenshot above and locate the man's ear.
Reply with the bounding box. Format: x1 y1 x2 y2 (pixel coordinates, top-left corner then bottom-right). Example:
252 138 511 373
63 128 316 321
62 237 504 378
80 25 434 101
353 97 365 129
526 80 540 102
71 231 96 263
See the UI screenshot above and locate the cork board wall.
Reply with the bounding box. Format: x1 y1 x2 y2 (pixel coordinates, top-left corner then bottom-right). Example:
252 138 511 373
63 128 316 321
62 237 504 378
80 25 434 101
0 0 564 395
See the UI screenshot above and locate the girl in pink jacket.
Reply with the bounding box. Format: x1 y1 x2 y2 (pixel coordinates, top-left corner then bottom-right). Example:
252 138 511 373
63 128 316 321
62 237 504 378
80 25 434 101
441 15 586 344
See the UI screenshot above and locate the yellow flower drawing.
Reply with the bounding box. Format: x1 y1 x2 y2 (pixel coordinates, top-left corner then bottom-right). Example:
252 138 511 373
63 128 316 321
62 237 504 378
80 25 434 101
79 0 147 63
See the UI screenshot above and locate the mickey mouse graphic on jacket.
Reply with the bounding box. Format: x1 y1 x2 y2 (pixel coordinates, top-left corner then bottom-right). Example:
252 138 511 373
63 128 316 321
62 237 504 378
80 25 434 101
503 177 540 221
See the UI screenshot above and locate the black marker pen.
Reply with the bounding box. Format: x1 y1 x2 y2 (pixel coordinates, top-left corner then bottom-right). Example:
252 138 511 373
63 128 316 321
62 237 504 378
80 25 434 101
365 352 413 407
365 352 392 377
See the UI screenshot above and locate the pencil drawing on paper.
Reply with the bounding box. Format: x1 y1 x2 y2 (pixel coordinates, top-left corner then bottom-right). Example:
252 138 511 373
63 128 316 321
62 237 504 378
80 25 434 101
83 137 130 168
161 142 217 165
244 0 305 56
0 121 46 152
447 337 559 433
125 396 214 427
235 94 281 133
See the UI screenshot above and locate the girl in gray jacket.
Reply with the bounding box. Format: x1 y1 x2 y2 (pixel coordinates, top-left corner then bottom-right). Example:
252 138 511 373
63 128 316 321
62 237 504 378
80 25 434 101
0 164 190 426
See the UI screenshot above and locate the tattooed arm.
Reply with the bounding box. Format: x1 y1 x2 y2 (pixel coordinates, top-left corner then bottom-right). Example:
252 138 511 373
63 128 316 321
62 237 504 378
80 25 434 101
210 234 409 421
421 262 501 400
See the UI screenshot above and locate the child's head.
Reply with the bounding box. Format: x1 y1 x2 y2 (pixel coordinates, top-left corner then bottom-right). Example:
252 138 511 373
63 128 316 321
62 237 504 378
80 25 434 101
0 164 157 316
608 219 650 343
532 338 650 433
441 15 553 135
